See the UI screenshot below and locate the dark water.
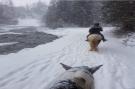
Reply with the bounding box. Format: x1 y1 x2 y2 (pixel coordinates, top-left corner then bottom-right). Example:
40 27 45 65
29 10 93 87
0 26 58 55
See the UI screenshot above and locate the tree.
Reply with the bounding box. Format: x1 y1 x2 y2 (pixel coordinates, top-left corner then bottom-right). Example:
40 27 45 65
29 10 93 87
44 0 94 28
0 0 18 25
0 5 18 25
102 1 135 31
31 1 47 18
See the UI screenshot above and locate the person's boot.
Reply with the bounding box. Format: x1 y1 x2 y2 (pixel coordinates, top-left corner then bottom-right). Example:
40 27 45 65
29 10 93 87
103 38 107 42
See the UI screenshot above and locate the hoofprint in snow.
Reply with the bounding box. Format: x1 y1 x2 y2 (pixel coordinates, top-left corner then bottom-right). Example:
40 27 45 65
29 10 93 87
0 27 135 89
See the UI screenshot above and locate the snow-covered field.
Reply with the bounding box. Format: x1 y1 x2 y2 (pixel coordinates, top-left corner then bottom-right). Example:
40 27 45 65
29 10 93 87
17 18 41 27
0 18 40 32
0 27 135 89
0 42 18 46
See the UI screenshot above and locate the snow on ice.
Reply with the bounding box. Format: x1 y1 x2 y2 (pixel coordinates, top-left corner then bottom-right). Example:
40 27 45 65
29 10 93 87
0 42 18 46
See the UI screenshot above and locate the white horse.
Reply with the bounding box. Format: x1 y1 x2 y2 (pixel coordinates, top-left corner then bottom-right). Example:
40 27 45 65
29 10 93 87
88 34 102 51
47 63 103 89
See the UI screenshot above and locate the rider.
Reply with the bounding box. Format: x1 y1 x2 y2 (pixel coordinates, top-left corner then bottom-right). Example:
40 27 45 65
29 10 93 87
86 23 107 42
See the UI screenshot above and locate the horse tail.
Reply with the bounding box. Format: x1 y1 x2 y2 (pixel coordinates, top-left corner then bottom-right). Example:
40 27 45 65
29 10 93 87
88 34 102 51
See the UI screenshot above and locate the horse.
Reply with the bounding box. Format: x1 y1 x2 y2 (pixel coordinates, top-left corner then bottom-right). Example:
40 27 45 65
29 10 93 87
87 34 102 51
47 63 103 89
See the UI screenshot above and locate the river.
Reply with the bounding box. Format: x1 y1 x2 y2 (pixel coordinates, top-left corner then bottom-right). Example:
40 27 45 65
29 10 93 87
0 18 58 55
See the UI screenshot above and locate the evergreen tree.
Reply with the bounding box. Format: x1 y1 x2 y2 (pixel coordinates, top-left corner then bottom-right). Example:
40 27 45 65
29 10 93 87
44 0 94 28
102 1 135 31
0 1 18 25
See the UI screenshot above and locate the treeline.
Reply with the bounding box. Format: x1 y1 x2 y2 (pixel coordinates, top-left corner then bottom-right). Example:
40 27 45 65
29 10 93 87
44 0 135 31
102 1 135 31
15 1 47 19
0 0 47 25
43 0 96 28
0 2 17 25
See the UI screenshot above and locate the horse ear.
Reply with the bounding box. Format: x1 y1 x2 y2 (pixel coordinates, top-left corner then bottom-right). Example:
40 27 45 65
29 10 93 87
60 63 72 70
89 65 103 74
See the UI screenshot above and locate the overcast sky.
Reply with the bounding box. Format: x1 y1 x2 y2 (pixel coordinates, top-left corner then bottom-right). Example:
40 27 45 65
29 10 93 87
0 0 51 6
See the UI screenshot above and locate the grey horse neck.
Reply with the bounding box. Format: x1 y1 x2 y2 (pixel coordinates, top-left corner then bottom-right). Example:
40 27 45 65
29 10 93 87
50 80 83 89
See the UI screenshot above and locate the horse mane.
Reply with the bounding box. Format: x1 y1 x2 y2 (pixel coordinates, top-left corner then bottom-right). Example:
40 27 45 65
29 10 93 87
50 80 83 89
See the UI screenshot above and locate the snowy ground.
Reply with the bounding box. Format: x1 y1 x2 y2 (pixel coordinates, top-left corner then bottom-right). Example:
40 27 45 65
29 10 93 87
0 27 135 89
17 18 41 27
0 18 41 32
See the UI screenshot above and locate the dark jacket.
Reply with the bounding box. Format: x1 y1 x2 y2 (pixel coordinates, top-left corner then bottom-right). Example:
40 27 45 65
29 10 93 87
89 26 103 34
